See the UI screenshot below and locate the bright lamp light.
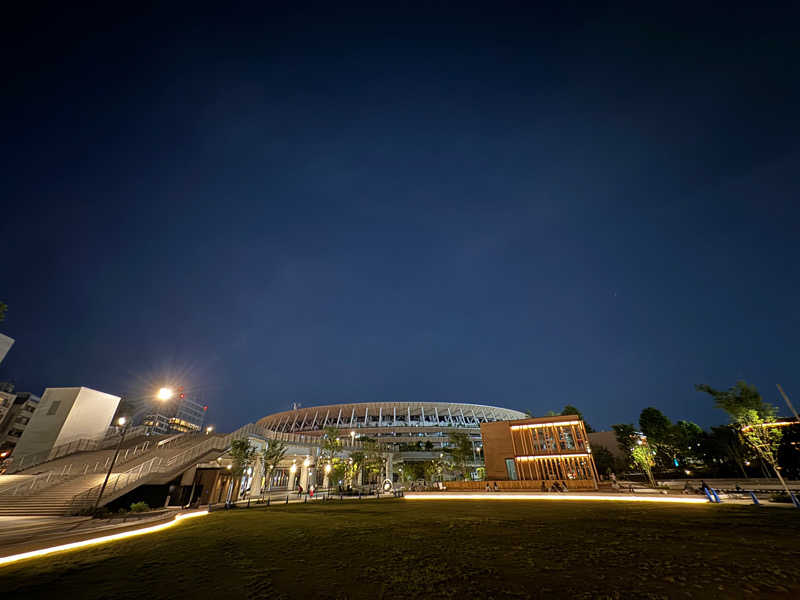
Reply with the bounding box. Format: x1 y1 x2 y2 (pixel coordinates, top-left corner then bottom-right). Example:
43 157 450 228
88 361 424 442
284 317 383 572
157 387 174 401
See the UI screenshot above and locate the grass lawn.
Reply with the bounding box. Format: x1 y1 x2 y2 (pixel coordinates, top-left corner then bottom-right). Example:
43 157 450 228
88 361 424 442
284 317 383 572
2 498 800 599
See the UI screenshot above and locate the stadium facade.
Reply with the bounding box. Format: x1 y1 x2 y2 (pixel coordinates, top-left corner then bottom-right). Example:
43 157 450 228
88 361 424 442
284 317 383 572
257 401 527 456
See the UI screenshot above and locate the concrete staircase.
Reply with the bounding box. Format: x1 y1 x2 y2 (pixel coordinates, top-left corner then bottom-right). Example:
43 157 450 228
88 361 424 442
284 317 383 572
0 474 108 516
0 424 320 516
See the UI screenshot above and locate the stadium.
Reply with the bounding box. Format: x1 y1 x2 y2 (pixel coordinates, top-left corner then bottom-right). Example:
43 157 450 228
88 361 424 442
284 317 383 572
257 401 527 461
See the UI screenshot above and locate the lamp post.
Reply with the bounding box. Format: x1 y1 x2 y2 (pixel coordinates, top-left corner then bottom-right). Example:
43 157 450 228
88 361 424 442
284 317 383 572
93 416 128 513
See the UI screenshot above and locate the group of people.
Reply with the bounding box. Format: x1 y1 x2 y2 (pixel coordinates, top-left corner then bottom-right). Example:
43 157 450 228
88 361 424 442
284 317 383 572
481 480 569 492
296 483 316 497
542 480 568 492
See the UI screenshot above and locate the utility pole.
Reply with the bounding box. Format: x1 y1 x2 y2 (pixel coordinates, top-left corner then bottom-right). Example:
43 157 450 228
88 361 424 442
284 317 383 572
777 384 800 421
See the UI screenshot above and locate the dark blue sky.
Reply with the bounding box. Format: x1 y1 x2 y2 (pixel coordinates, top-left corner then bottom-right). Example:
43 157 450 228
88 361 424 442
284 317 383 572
2 4 799 432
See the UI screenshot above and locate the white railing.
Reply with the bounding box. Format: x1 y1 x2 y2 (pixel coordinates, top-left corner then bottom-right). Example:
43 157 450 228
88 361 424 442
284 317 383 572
8 426 150 473
66 424 361 512
68 423 344 511
71 456 166 508
0 440 153 497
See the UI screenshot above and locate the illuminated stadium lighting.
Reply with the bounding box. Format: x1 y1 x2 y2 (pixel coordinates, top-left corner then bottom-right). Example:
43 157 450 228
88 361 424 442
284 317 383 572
0 511 208 567
404 493 709 504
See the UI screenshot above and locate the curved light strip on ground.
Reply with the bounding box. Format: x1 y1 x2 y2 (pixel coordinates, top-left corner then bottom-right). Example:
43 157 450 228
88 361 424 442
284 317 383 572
404 493 709 504
0 510 209 567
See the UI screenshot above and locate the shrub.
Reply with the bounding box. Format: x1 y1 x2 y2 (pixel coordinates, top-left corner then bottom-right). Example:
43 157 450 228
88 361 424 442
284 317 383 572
130 501 150 512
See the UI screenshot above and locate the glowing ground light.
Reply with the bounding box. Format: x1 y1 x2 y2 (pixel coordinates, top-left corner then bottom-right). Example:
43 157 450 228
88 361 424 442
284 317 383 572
404 493 709 504
0 511 208 567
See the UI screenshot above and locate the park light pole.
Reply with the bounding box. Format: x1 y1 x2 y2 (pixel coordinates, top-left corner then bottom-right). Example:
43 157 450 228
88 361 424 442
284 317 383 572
93 416 128 513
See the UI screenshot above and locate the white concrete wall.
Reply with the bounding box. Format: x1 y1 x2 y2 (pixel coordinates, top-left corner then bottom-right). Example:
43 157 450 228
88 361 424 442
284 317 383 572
0 334 14 365
56 387 120 447
12 387 120 458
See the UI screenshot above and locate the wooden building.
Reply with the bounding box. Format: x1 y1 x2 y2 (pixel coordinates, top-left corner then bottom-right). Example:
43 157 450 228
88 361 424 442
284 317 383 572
479 415 599 490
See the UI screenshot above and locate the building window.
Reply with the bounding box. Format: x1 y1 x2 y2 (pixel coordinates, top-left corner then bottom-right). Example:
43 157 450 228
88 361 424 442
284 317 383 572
505 459 518 481
46 400 61 415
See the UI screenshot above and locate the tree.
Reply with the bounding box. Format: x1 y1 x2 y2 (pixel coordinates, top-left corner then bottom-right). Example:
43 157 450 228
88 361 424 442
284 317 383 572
260 440 288 499
631 443 656 487
639 408 672 441
347 450 365 486
612 423 637 456
423 457 446 482
320 427 342 463
706 425 752 477
319 427 345 489
697 382 791 496
0 301 6 322
592 445 616 477
696 381 775 421
561 405 594 433
400 461 424 482
228 439 256 503
738 409 790 493
446 431 474 480
361 439 386 483
673 420 705 463
638 408 680 469
424 440 434 451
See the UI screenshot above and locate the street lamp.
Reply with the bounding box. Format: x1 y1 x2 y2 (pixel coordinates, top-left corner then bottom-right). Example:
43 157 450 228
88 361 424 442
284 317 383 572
157 387 174 401
93 416 128 513
206 426 214 435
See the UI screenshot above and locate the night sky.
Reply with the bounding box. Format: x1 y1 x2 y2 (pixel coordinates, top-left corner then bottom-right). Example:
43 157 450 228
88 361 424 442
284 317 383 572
2 4 799 432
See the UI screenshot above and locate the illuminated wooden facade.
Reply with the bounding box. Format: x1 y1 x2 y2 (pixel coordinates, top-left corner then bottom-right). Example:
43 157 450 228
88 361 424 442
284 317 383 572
480 415 599 489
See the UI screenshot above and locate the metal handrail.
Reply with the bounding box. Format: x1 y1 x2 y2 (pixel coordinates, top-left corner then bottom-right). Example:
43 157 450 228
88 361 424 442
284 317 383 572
0 440 154 497
67 423 329 509
66 423 361 511
8 426 151 473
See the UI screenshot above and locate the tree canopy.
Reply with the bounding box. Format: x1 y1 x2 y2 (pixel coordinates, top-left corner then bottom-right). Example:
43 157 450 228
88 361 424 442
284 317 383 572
638 407 672 441
229 439 256 478
446 430 475 480
559 405 594 432
695 381 776 422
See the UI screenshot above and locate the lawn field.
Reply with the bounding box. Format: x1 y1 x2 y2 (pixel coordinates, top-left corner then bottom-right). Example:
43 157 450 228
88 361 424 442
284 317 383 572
2 499 800 599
